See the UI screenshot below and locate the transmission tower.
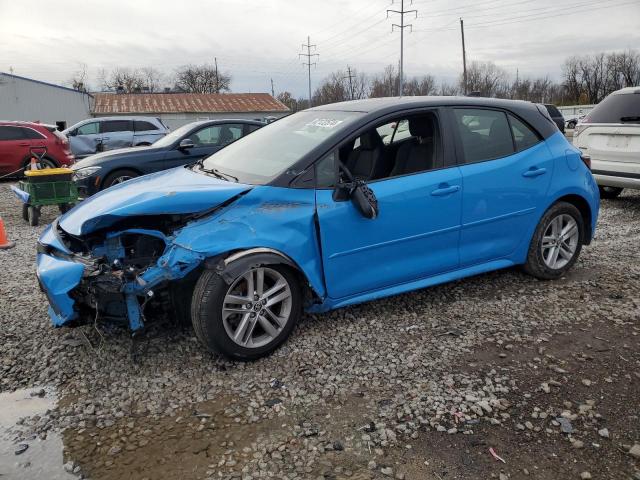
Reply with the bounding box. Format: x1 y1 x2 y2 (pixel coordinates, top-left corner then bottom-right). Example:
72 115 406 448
387 0 417 96
300 36 319 107
343 66 356 100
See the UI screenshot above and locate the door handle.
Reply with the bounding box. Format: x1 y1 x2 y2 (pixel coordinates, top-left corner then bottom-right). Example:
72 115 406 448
101 137 110 141
431 184 460 196
522 167 547 178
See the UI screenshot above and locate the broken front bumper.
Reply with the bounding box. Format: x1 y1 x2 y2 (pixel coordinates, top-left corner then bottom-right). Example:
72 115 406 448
36 222 205 332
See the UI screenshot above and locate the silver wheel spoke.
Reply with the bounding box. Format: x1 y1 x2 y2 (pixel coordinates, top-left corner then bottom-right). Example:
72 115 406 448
256 268 265 296
558 244 574 260
257 315 279 338
542 236 555 248
245 271 255 297
233 313 252 343
561 222 577 238
541 214 579 269
266 290 290 307
264 306 285 327
224 294 249 305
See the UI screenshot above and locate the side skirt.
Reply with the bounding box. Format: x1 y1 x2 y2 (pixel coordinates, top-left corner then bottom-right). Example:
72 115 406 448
307 258 516 313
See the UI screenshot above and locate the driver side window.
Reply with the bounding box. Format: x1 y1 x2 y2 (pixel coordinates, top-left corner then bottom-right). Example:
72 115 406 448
334 111 443 183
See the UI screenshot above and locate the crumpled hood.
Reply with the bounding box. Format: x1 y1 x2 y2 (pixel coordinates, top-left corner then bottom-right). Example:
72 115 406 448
59 167 251 236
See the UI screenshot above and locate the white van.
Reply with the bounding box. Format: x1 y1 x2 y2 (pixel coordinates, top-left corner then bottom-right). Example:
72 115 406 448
573 87 640 198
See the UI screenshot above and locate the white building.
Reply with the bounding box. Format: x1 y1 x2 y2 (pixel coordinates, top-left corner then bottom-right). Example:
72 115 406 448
92 92 290 129
0 72 93 129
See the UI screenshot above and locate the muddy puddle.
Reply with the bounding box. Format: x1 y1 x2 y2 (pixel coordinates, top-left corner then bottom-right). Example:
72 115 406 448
0 386 76 480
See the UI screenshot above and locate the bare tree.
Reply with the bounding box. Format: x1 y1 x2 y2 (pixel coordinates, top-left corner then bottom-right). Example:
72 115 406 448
174 64 231 94
460 61 509 98
101 67 147 93
438 82 459 96
403 75 437 96
370 65 399 98
139 67 165 92
69 63 89 91
312 71 348 106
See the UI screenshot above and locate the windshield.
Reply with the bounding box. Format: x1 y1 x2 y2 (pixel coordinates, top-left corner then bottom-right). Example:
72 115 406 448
152 123 199 148
200 110 363 184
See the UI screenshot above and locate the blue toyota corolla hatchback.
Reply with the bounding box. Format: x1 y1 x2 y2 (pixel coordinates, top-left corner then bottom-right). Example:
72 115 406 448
36 97 599 360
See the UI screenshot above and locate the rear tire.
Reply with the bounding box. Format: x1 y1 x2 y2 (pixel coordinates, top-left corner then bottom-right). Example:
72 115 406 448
191 264 302 361
102 169 139 190
524 202 584 280
598 186 623 199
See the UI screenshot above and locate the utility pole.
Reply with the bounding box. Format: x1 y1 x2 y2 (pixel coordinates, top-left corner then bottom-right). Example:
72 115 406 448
388 0 417 97
460 18 467 95
343 66 356 100
300 36 318 107
270 78 275 97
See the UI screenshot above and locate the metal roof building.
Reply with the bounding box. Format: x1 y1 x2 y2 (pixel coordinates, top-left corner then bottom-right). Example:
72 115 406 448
92 92 290 129
0 72 93 129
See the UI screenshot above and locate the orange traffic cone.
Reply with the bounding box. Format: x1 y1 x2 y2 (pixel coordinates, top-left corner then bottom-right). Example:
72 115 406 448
0 217 15 249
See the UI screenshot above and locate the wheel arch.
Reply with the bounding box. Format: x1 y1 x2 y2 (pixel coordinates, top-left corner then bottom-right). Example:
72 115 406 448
553 193 593 244
203 247 322 307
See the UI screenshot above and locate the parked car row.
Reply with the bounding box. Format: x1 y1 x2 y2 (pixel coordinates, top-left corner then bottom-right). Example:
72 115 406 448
63 116 169 159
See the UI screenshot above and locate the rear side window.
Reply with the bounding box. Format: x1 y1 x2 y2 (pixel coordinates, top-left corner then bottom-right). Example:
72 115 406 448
587 92 640 124
134 120 159 132
21 127 46 140
0 126 25 141
101 120 133 133
247 124 262 133
453 109 515 163
544 104 562 117
508 115 541 152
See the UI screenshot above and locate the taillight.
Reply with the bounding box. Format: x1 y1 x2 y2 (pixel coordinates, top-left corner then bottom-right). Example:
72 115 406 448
580 154 591 170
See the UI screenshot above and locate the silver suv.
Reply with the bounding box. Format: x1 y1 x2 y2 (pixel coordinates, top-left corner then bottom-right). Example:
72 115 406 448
63 116 169 159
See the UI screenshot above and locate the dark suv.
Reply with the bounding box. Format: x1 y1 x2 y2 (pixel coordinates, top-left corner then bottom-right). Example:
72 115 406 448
543 104 565 133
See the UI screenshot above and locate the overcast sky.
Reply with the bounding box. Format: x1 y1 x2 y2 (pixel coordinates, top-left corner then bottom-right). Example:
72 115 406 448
1 0 638 97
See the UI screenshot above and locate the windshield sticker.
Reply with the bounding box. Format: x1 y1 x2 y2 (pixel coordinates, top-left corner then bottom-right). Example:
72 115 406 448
305 118 344 129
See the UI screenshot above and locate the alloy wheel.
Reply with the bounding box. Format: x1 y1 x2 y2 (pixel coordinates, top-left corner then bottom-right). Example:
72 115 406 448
222 267 293 348
111 175 133 185
541 214 579 269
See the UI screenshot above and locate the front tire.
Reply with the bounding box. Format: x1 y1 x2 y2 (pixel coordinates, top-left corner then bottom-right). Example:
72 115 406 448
524 202 584 280
598 186 623 199
191 264 302 360
102 169 139 190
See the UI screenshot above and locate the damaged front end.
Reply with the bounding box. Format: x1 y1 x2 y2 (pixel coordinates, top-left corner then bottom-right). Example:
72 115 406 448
37 217 204 332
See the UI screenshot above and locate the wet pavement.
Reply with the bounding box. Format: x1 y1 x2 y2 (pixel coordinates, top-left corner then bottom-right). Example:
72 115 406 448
0 387 76 480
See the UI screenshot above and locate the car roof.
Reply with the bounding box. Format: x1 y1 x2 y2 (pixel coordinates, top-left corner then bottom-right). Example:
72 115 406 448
180 119 265 128
0 121 54 132
612 86 640 95
311 95 540 113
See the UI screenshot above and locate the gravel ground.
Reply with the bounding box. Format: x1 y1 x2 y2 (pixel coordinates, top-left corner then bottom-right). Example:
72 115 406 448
0 180 639 480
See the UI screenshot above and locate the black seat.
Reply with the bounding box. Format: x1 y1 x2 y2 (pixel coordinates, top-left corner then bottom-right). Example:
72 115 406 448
345 130 386 181
390 117 437 176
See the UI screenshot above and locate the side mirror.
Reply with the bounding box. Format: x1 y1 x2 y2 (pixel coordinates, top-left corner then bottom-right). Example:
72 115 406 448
178 138 195 150
332 181 378 219
351 181 378 219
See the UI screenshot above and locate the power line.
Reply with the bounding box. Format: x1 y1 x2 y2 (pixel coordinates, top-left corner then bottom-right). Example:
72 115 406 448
387 0 417 96
299 36 319 106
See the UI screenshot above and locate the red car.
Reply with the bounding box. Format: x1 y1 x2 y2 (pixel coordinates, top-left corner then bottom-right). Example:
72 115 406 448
0 121 74 177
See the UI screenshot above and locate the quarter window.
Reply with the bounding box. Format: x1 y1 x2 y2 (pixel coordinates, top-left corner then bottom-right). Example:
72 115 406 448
509 115 541 152
21 128 46 140
453 109 515 163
